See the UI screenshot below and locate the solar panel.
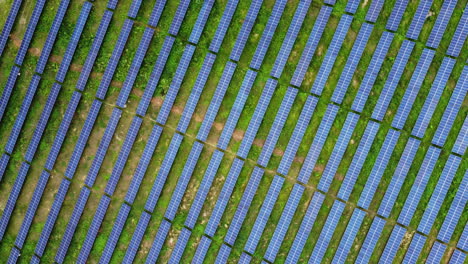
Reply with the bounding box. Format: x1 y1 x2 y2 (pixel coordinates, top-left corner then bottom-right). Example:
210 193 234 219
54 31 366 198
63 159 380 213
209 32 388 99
355 216 386 263
55 187 90 264
372 40 415 121
318 112 359 192
208 0 240 53
0 0 22 58
345 0 361 14
392 48 435 130
239 252 252 263
379 225 406 263
406 0 433 40
244 175 284 254
358 129 400 210
331 22 373 104
452 116 468 156
0 154 9 182
145 219 171 263
310 14 353 95
437 170 467 243
168 0 191 36
264 184 304 262
257 87 298 167
116 27 155 108
100 203 131 264
432 66 468 147
277 95 318 175
216 244 232 263
309 200 345 262
229 0 262 61
123 211 151 263
197 61 237 142
107 0 118 10
397 146 440 226
418 154 461 235
365 0 384 23
127 0 142 18
95 19 134 100
297 104 339 184
31 255 41 264
205 158 245 237
78 195 111 263
270 0 312 78
185 150 224 229
188 0 214 44
85 108 122 187
193 236 211 263
136 36 175 116
285 192 325 264
426 0 457 49
338 120 380 201
332 208 366 264
324 0 336 5
458 224 468 251
170 227 191 263
446 6 468 57
386 0 409 31
427 242 446 263
217 70 257 150
352 31 394 113
377 137 420 218
147 0 167 28
237 79 277 159
177 52 216 133
403 232 425 263
0 66 20 123
450 250 466 264
8 247 20 264
224 166 264 246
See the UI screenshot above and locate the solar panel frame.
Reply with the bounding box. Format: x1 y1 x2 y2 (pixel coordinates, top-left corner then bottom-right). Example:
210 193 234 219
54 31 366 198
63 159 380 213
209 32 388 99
168 0 191 36
450 250 466 264
365 0 384 23
0 0 22 58
127 0 142 18
193 236 211 263
452 116 468 156
239 252 252 263
123 211 152 263
147 0 167 28
0 66 21 123
188 0 215 44
427 242 447 263
8 247 20 264
345 0 361 14
458 224 468 251
170 227 191 263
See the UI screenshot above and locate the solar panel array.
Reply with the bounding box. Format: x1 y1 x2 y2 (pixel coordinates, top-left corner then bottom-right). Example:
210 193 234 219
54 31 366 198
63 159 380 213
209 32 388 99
356 216 386 263
403 232 426 263
426 0 457 49
0 0 22 58
450 250 466 264
446 5 468 57
452 116 468 156
406 0 433 40
332 208 366 263
379 225 406 263
385 0 409 32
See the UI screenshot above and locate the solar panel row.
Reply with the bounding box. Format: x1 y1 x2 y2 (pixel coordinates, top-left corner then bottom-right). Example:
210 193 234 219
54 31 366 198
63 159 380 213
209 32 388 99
168 0 191 36
123 211 151 263
229 0 262 61
397 146 441 226
216 244 232 263
145 219 171 263
310 14 353 96
331 22 373 104
386 0 409 32
0 0 22 58
169 227 191 263
352 31 394 113
8 247 20 264
208 0 240 53
450 250 466 264
355 216 386 263
318 112 359 192
107 0 118 10
379 225 406 263
127 0 142 18
270 0 312 79
99 203 131 264
427 242 446 263
452 116 468 156
188 0 214 44
427 0 457 49
0 154 9 182
406 0 433 40
147 0 167 28
403 232 426 263
446 6 468 57
365 0 384 23
192 236 211 263
345 0 360 14
0 66 21 125
332 208 366 264
458 224 468 251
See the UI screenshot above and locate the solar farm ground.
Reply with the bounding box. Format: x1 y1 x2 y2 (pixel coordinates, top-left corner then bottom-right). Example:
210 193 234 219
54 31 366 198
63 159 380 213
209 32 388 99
0 0 466 263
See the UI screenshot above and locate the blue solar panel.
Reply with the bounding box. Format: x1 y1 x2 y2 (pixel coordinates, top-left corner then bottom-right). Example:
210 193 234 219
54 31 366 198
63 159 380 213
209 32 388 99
192 236 211 263
177 52 216 133
338 121 380 201
413 57 455 138
34 179 71 257
0 154 9 182
447 7 468 57
406 0 433 40
208 0 239 53
127 0 142 18
188 0 214 44
418 154 461 235
452 116 468 156
229 0 263 61
216 244 232 263
450 250 466 264
100 203 131 264
290 5 332 87
427 0 457 49
403 232 425 263
55 187 90 264
437 171 467 243
285 192 325 264
331 22 373 104
398 146 440 226
85 108 122 187
123 211 151 263
31 255 40 264
365 0 384 23
145 218 171 263
224 166 264 246
372 40 415 121
95 19 133 100
8 247 20 264
237 79 277 159
352 31 394 113
392 48 435 130
205 158 245 237
107 0 118 10
136 36 175 116
311 14 353 95
168 0 191 35
355 216 386 263
170 227 191 263
427 242 446 263
358 129 400 209
379 225 406 263
386 0 409 31
257 87 297 167
78 195 111 263
0 0 21 58
116 27 155 108
0 66 20 123
217 70 257 150
345 0 360 14
432 66 468 147
277 95 318 175
197 61 237 142
297 104 339 184
378 137 420 218
318 112 359 192
458 224 468 251
65 99 102 179
244 175 284 254
239 252 252 263
270 0 312 78
147 0 167 27
76 10 113 91
264 184 304 262
309 200 345 262
333 208 366 264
